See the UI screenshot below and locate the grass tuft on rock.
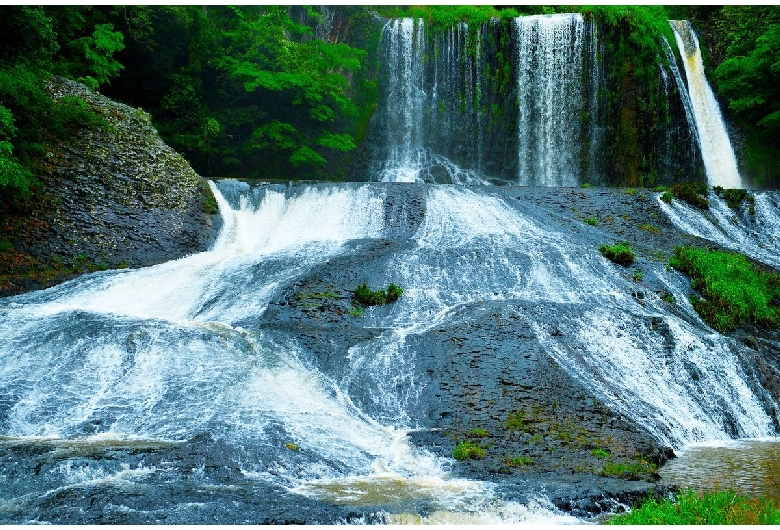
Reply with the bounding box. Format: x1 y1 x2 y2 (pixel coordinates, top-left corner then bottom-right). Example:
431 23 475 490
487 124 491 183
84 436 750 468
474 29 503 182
670 246 780 333
353 282 403 306
670 182 710 209
607 488 780 525
599 242 636 266
452 441 485 461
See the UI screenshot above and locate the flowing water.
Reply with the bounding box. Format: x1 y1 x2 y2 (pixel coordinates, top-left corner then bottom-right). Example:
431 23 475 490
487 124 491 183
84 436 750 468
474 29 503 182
2 179 780 523
670 20 743 189
514 14 590 186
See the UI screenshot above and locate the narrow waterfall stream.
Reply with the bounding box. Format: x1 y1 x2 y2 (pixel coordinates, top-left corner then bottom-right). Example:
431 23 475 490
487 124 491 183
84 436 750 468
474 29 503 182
670 20 743 189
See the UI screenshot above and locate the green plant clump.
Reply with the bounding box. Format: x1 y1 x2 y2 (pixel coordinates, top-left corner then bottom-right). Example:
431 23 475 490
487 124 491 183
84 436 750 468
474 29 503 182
670 246 780 332
607 488 780 525
467 428 488 438
670 182 710 209
714 186 754 210
584 217 598 226
599 242 636 266
353 282 403 306
452 441 485 461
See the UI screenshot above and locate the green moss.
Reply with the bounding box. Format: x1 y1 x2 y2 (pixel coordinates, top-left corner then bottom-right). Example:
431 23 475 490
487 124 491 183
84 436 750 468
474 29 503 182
599 242 636 266
452 441 485 461
713 186 754 210
467 428 488 438
670 246 780 332
353 282 403 306
504 454 531 467
599 458 657 480
670 182 709 209
202 182 219 214
607 488 780 525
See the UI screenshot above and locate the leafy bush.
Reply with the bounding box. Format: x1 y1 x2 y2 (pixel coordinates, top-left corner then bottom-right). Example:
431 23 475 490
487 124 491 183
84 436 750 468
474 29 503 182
353 282 404 306
607 488 780 525
599 242 636 266
660 190 674 203
670 246 780 332
452 441 485 461
670 182 710 209
584 217 598 226
713 186 754 210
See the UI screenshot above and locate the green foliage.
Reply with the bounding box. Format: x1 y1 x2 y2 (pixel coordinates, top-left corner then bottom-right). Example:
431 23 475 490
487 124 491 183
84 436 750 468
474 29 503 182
378 6 536 28
670 246 780 332
584 217 598 226
713 186 753 210
599 459 657 480
632 269 643 282
504 410 532 433
591 448 610 459
669 182 709 209
638 223 660 233
660 292 676 304
466 428 487 438
599 242 636 267
607 488 780 525
711 8 780 184
452 441 485 461
504 455 531 467
349 306 365 318
353 282 404 307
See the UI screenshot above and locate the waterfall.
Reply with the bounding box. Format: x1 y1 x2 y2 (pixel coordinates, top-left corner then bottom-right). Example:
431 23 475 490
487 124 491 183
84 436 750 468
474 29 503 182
515 14 588 187
378 18 426 183
670 20 743 189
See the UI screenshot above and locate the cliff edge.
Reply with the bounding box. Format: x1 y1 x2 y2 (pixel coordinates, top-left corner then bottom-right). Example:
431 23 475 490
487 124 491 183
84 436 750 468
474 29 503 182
0 77 218 296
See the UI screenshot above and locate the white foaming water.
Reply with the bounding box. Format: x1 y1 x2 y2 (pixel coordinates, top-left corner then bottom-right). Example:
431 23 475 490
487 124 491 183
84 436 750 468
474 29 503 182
670 20 742 189
659 190 780 270
515 14 587 186
0 181 576 524
346 186 775 448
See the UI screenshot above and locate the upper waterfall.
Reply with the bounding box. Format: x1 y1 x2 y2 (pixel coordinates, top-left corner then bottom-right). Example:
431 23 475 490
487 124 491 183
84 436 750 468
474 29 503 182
670 20 743 189
514 13 592 186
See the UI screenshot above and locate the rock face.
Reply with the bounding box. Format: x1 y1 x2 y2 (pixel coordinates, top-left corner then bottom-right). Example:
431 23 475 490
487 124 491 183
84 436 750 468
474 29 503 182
0 77 217 296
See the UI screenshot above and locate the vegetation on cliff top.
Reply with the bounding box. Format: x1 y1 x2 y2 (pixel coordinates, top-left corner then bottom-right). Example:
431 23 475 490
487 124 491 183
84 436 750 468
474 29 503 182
670 246 780 333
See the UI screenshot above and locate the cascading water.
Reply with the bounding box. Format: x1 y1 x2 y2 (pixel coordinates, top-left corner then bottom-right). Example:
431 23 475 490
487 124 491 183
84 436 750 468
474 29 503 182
515 14 589 186
378 18 426 183
670 20 743 189
374 14 598 186
0 180 589 524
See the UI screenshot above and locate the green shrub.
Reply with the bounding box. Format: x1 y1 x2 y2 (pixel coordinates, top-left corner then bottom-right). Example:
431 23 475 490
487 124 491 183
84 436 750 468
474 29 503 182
714 186 754 210
599 242 636 266
452 441 485 461
670 182 709 209
584 217 598 226
607 488 780 525
353 281 403 306
660 190 674 203
670 246 780 332
660 292 676 304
